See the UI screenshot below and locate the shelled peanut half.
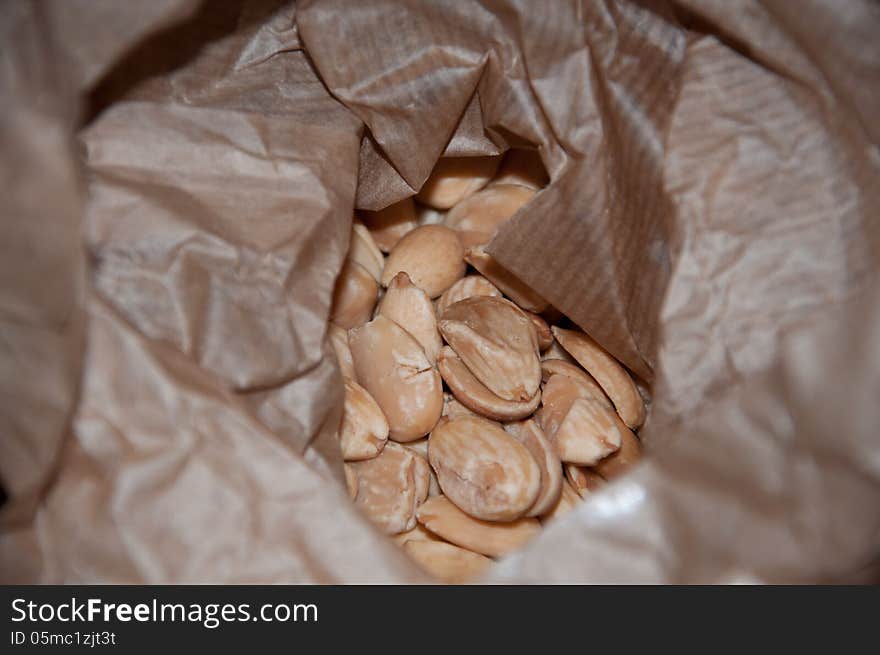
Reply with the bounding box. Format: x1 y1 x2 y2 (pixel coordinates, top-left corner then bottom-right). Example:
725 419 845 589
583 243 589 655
332 149 647 584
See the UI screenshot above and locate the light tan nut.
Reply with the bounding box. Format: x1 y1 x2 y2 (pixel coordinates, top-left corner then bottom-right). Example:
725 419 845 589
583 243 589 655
540 358 613 409
349 442 429 534
328 323 356 379
492 148 549 190
464 245 549 313
593 428 642 480
442 392 479 420
504 419 563 517
540 374 626 465
382 225 465 298
344 463 359 501
360 198 418 253
391 523 444 547
415 156 501 210
330 259 379 329
564 464 606 498
444 184 535 248
350 220 385 282
436 275 502 317
525 311 553 351
339 378 389 461
428 415 540 522
412 450 431 505
349 316 443 442
551 326 646 428
539 479 582 525
439 296 541 402
403 540 492 584
404 438 441 496
437 346 540 421
377 272 442 364
417 495 541 557
541 341 576 364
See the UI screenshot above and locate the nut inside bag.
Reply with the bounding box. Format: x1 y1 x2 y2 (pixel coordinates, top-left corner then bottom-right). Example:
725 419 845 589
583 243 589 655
2 0 879 584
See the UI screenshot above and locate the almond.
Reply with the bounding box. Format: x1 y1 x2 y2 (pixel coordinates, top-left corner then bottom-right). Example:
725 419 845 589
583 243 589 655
439 296 541 402
417 495 541 557
360 198 418 253
436 274 502 317
564 464 606 498
437 346 540 421
378 272 442 364
330 259 379 329
415 156 501 210
349 442 429 534
339 378 389 460
403 540 492 584
525 311 553 351
541 342 576 364
504 419 563 517
382 225 465 298
444 184 535 247
539 374 626 465
350 220 385 282
428 415 540 521
328 323 356 379
593 428 642 480
551 326 646 428
392 523 444 547
464 245 549 313
404 438 441 497
349 316 443 442
344 463 359 501
442 392 480 420
540 358 612 409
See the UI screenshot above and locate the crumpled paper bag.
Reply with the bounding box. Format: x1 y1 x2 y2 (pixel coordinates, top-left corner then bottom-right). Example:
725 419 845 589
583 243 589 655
1 0 878 583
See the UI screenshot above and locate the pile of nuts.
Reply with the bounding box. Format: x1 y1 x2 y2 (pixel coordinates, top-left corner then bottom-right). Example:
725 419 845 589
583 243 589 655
330 150 646 583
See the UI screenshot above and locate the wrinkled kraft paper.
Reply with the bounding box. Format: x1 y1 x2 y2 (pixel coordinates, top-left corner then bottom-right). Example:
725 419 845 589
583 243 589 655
1 0 878 583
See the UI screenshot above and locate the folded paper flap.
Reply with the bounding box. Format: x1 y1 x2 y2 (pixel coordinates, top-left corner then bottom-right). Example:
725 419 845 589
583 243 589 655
2 0 880 583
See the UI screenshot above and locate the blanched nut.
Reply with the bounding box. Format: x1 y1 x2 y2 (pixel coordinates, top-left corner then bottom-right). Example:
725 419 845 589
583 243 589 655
403 540 492 584
444 184 535 248
551 326 646 429
538 479 582 525
392 523 443 547
436 275 502 317
349 220 385 282
377 272 442 364
416 204 445 226
525 311 553 351
348 316 443 442
428 415 540 522
349 442 430 534
541 341 576 364
415 156 501 210
504 419 563 517
404 438 441 496
339 378 389 461
439 296 541 402
564 464 606 498
539 374 625 465
540 358 613 410
382 225 465 298
344 463 359 501
442 393 479 420
437 346 540 422
492 148 549 190
417 495 541 558
328 323 356 379
464 245 549 313
592 427 642 480
330 259 379 329
360 198 418 253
